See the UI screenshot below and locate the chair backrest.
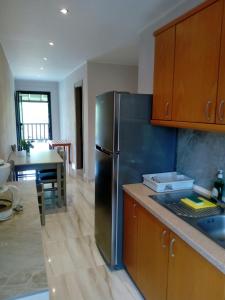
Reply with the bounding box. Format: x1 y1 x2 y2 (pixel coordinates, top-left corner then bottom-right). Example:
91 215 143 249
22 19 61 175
11 144 17 152
8 160 15 181
57 148 67 207
57 148 67 163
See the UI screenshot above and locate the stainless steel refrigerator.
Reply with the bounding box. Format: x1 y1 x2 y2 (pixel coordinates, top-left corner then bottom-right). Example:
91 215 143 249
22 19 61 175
95 91 177 269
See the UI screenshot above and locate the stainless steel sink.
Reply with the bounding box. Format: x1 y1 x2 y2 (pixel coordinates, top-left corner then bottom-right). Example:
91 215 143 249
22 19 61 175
151 190 222 219
150 190 225 249
196 215 225 247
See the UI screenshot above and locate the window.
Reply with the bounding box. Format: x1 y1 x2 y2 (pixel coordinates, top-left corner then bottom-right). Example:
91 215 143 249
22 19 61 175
15 91 52 145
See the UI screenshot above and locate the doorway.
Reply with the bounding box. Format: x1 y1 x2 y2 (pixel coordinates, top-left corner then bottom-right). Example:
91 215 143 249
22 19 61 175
15 91 52 147
75 85 83 169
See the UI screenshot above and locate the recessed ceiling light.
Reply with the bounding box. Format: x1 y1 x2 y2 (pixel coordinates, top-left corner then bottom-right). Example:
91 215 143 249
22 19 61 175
49 41 54 46
43 57 48 61
40 67 44 71
60 8 69 15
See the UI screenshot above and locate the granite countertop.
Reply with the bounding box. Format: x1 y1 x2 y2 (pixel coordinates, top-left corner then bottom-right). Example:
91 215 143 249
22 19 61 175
123 183 225 275
0 181 48 300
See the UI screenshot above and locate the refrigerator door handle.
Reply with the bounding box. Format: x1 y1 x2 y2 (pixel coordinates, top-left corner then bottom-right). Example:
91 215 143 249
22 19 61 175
96 145 117 156
96 145 102 151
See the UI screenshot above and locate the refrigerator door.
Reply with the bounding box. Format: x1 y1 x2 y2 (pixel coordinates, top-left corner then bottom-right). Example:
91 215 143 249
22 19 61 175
96 91 119 153
95 147 118 267
94 92 177 270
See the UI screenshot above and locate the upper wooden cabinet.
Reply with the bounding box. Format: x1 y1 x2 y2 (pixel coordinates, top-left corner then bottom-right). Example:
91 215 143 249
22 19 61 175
217 2 225 124
152 0 225 132
172 0 223 123
152 27 175 120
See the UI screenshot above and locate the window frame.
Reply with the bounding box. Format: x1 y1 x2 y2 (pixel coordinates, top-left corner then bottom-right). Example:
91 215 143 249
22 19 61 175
15 90 53 146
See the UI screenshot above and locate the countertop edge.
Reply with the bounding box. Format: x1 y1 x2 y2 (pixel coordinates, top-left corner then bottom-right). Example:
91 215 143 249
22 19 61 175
123 183 225 275
0 181 49 300
9 289 49 300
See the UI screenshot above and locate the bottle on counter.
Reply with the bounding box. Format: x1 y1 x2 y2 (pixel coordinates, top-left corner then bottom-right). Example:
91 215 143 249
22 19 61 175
211 170 224 201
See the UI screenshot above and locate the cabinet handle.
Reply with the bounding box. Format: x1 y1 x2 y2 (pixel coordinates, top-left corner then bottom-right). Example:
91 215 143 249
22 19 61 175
161 230 167 248
169 238 176 258
218 100 225 121
133 203 137 218
205 101 212 121
165 102 170 117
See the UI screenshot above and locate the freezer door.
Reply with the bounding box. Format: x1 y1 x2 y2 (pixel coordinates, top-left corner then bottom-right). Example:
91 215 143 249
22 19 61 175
95 148 115 266
118 93 176 182
96 91 118 152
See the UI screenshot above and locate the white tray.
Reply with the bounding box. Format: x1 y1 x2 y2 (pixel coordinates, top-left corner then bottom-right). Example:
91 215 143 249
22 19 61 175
143 172 194 193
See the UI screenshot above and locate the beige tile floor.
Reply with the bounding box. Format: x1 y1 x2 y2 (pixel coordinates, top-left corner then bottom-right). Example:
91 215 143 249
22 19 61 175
42 175 143 300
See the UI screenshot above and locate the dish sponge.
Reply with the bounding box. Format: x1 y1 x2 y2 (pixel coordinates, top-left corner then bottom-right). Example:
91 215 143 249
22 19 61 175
181 196 217 210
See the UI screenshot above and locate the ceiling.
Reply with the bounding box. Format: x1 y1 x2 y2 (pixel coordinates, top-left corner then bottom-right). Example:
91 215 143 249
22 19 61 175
0 0 184 81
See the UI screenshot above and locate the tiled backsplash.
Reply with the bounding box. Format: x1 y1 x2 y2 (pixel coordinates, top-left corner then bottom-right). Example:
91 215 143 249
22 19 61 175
176 129 225 190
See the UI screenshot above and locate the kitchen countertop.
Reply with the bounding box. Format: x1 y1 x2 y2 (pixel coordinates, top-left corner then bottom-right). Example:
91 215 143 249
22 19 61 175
0 181 49 300
123 183 225 275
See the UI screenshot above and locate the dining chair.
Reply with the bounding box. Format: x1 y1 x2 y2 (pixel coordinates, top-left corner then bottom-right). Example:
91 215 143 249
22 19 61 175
59 148 67 207
37 148 67 207
36 183 45 225
8 160 16 181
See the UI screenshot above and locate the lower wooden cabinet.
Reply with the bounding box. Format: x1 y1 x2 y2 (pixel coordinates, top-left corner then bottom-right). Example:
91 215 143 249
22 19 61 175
123 192 225 300
137 205 169 300
167 232 225 300
123 193 139 281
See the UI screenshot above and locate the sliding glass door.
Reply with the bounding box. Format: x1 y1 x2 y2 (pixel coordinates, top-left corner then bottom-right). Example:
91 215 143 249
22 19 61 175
15 91 52 146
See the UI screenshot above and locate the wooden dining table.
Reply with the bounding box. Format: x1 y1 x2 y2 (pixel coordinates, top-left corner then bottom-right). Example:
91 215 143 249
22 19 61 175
9 150 64 204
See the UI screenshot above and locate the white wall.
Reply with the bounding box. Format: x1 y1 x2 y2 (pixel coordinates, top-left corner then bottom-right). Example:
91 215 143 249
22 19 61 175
59 63 88 177
86 62 138 180
0 44 16 160
138 0 203 94
59 62 138 180
15 80 60 139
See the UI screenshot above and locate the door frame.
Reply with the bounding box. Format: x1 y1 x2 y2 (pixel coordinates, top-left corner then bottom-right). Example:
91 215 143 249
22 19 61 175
74 82 84 169
15 90 53 147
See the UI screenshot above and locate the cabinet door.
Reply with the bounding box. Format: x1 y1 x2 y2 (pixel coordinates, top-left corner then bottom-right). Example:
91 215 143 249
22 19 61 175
167 233 225 300
217 2 225 124
152 27 175 120
123 193 138 281
172 1 223 123
137 205 169 300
